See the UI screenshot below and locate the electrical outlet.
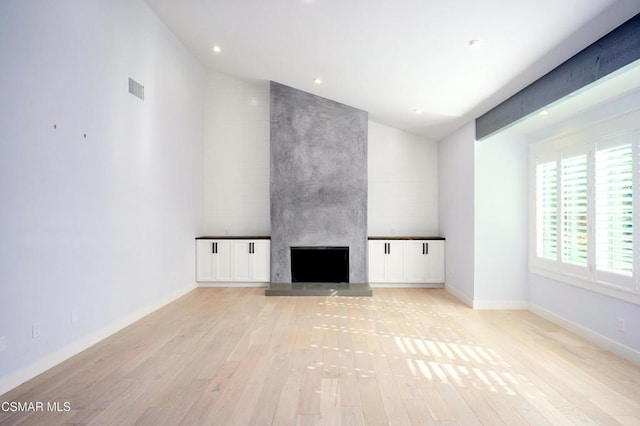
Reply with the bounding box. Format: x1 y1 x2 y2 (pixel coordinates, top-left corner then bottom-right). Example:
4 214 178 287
617 318 626 332
71 310 78 323
0 336 6 352
32 322 41 339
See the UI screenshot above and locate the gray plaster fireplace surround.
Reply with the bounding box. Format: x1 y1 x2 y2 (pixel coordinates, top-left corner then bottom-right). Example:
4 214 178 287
267 82 371 296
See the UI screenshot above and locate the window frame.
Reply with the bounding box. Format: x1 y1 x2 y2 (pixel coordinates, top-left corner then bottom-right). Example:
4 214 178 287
529 111 640 305
594 136 634 279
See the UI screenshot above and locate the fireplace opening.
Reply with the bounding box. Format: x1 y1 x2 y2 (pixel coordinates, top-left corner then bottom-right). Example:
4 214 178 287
291 246 349 283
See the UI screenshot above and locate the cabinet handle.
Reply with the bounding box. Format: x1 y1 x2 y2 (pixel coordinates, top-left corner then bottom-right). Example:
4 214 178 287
249 242 254 254
387 243 390 254
212 242 217 254
425 243 429 255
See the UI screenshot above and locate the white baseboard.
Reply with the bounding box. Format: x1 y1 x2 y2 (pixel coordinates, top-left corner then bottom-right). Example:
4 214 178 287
473 300 529 310
197 282 268 288
369 283 444 289
0 281 197 397
443 283 528 310
444 283 474 307
529 303 640 366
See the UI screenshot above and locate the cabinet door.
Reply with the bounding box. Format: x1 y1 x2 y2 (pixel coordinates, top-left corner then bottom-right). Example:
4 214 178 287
368 242 387 282
251 241 271 282
405 241 428 283
196 240 215 282
233 241 251 281
212 240 233 282
385 241 405 282
425 241 445 283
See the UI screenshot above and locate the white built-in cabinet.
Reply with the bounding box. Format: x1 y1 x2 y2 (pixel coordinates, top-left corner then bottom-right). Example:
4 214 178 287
368 238 445 285
196 238 270 283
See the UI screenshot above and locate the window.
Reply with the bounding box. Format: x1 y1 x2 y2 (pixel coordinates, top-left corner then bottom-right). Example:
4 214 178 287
561 154 588 267
595 143 633 277
536 161 557 260
531 112 639 301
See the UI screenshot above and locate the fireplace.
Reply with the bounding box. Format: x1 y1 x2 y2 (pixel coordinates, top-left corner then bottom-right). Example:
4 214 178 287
291 246 349 283
270 82 367 285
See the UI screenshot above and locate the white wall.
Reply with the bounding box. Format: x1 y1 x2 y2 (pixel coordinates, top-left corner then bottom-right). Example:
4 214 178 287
0 0 204 393
368 121 438 236
439 121 530 309
439 91 640 359
526 92 640 358
474 132 529 308
202 82 440 238
530 275 640 358
438 122 475 305
202 71 270 235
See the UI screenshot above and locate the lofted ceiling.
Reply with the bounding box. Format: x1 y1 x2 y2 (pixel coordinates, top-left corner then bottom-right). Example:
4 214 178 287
144 0 640 141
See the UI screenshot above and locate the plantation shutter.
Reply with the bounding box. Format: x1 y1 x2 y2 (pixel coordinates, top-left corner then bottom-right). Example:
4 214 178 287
561 154 588 267
531 112 639 299
536 161 558 260
595 143 633 276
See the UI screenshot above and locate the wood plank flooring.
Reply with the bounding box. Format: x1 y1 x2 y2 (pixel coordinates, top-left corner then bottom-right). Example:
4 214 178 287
1 288 639 425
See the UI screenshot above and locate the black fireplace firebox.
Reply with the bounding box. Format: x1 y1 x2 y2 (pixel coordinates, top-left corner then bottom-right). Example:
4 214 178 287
290 246 349 283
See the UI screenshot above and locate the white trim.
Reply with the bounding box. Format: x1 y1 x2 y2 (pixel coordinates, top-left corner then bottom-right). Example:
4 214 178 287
444 282 473 308
369 283 444 289
197 282 268 288
472 300 529 310
529 303 640 366
0 281 197 396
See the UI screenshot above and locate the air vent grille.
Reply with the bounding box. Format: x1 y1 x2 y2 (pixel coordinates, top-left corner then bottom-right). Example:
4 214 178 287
128 77 144 100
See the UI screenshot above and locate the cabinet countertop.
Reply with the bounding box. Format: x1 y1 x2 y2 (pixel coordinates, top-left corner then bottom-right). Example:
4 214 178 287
197 236 444 241
368 236 445 241
196 236 271 240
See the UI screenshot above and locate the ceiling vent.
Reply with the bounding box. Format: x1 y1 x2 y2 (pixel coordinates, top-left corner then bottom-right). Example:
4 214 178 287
128 77 144 100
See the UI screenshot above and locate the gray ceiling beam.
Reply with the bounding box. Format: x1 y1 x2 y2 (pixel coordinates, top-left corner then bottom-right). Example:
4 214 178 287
476 13 640 141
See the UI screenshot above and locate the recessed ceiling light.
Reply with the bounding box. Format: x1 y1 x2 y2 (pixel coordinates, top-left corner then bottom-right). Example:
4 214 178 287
414 109 423 115
539 110 549 116
468 40 482 48
212 45 221 53
313 78 322 84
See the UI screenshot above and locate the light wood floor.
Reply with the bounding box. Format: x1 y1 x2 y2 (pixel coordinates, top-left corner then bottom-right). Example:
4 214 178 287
1 288 639 425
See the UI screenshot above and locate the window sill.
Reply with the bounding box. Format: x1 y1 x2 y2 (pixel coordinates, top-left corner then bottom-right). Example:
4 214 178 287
530 265 640 306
